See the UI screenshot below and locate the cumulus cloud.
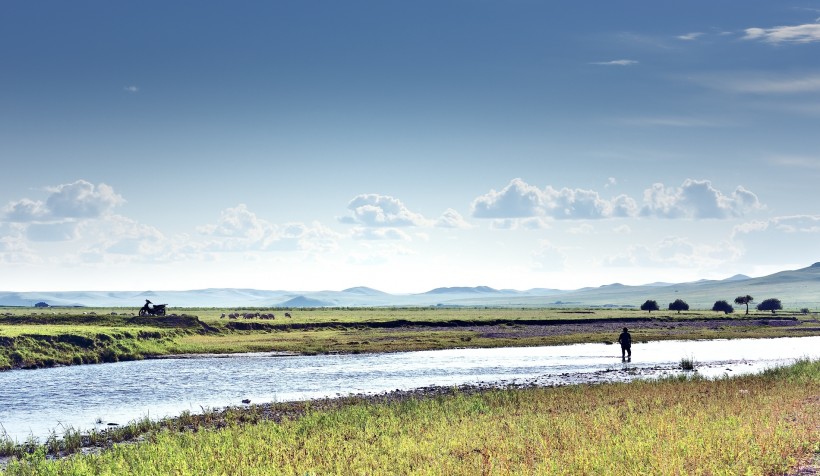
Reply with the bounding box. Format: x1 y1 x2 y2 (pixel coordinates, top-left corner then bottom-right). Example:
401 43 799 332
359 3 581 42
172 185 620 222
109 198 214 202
743 23 820 43
472 179 545 218
198 204 269 241
3 180 124 223
76 215 173 262
4 199 48 222
45 180 125 219
124 85 139 93
340 194 429 227
472 178 761 222
198 204 342 253
641 179 763 219
435 208 473 229
471 179 637 220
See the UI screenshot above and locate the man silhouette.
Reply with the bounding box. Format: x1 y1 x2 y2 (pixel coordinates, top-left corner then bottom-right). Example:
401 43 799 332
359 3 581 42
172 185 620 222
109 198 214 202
618 327 632 361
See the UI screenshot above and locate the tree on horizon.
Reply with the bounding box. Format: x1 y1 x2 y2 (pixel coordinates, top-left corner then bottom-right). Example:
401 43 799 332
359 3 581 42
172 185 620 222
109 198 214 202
734 295 754 315
669 298 689 314
640 299 660 313
757 298 783 314
712 300 734 314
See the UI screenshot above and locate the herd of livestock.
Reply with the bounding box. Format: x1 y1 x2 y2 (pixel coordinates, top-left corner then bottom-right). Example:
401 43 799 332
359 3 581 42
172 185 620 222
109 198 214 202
220 312 292 320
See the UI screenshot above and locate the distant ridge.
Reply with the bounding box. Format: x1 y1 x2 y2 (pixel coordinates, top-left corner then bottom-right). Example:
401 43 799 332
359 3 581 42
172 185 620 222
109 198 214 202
423 286 501 295
278 296 333 307
2 262 819 308
341 286 388 296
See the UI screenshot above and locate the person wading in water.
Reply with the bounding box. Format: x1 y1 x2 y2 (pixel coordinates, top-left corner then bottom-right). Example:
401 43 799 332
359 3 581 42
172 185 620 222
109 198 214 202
618 327 632 361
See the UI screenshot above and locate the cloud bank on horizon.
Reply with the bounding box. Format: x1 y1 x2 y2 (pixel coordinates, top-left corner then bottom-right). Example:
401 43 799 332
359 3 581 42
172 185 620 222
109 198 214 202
1 1 818 293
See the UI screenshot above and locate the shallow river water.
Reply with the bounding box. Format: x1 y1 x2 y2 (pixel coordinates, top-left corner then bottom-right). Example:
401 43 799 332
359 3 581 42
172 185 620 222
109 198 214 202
1 336 818 442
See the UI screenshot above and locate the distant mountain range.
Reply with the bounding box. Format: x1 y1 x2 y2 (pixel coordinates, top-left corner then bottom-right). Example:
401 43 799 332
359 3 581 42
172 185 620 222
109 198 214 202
2 262 819 310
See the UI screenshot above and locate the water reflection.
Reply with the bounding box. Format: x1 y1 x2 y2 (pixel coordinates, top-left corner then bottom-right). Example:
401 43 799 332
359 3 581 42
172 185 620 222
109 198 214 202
1 336 818 442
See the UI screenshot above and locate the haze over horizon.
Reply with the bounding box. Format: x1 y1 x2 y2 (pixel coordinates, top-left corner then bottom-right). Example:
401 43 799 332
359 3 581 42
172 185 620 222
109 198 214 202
2 2 819 294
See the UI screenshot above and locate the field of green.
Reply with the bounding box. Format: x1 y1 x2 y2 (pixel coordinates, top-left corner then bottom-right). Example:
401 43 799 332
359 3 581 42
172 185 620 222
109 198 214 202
2 359 818 475
2 306 819 370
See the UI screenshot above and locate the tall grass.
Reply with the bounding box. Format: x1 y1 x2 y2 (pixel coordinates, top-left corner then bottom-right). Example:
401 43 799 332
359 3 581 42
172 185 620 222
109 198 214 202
680 355 696 370
3 359 818 475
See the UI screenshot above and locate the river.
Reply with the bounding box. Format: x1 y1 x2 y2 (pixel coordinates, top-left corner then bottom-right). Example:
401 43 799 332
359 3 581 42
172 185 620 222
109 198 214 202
1 335 818 442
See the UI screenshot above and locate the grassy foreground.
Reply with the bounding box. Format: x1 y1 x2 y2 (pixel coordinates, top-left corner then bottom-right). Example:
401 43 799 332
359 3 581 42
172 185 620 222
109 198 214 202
3 360 819 475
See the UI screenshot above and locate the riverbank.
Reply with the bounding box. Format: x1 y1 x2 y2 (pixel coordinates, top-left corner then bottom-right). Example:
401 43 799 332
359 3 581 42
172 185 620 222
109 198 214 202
2 359 818 475
2 307 818 371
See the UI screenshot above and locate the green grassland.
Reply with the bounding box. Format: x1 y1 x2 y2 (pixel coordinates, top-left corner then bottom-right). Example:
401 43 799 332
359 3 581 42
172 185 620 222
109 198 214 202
2 359 818 475
2 306 819 370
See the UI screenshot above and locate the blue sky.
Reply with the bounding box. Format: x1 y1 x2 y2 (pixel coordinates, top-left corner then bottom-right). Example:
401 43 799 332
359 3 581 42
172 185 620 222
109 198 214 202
1 1 819 293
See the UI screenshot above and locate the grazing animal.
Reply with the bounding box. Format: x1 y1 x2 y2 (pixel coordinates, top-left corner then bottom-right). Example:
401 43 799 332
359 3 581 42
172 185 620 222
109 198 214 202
220 313 226 318
285 312 292 318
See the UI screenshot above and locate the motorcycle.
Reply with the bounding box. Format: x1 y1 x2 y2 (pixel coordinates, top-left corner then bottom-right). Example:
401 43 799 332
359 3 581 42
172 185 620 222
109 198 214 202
139 300 167 316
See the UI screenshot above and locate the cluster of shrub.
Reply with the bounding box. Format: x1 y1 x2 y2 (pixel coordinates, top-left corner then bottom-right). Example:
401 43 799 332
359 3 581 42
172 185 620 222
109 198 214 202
639 295 788 315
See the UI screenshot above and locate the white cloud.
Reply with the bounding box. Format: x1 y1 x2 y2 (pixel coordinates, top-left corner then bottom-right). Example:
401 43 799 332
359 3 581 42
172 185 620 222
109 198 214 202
45 180 125 219
472 179 545 218
4 180 124 222
743 23 820 43
677 32 704 41
198 204 269 240
472 179 629 220
590 59 638 66
640 179 762 219
199 204 342 252
545 187 612 219
341 194 429 227
731 215 820 266
474 178 761 222
734 215 820 236
435 208 473 229
124 85 139 93
4 198 48 222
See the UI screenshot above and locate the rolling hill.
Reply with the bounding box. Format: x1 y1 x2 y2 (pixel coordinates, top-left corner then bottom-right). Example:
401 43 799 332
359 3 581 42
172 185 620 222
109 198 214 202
2 262 818 310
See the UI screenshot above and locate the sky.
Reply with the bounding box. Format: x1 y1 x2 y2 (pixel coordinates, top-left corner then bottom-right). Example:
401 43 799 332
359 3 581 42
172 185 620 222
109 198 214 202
1 1 819 294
